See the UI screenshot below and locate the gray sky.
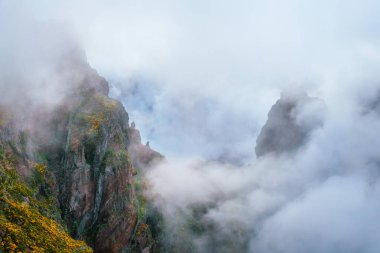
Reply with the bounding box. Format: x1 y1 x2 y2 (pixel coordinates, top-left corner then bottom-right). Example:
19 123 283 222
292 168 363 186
3 1 380 252
3 0 380 160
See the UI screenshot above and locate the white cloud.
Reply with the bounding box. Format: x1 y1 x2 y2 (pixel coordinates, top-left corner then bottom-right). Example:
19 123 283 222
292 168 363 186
2 1 380 252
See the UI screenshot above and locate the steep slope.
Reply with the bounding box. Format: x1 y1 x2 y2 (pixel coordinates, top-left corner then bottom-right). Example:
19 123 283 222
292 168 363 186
41 74 162 252
255 91 325 157
0 118 92 252
0 55 163 252
128 123 163 170
58 92 137 252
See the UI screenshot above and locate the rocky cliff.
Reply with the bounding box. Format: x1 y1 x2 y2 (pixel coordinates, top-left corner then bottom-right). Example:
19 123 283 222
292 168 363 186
0 55 162 252
255 90 325 157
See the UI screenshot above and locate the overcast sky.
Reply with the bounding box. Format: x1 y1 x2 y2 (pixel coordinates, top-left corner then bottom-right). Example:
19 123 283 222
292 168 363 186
2 1 380 252
2 0 380 161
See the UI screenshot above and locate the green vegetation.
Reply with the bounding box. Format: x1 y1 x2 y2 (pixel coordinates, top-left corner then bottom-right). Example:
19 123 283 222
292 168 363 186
74 94 118 135
94 94 118 113
132 169 147 223
0 148 93 253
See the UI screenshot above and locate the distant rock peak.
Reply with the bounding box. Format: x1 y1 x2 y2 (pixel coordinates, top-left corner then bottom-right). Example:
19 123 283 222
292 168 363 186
255 91 325 158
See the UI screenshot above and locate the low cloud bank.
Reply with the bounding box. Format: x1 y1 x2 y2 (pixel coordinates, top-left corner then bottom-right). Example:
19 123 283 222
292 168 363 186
146 88 380 253
2 2 380 252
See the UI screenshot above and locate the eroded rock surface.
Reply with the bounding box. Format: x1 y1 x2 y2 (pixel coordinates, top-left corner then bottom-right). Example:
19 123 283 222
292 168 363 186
256 91 325 157
0 54 162 252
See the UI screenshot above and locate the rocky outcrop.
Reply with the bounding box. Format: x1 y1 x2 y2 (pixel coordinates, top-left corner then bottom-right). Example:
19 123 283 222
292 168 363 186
255 90 325 157
0 108 92 252
50 72 163 252
58 93 136 252
128 123 163 170
0 55 162 252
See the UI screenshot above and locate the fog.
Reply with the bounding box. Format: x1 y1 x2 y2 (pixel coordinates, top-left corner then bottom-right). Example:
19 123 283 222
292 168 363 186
4 0 380 158
146 92 380 252
2 0 380 252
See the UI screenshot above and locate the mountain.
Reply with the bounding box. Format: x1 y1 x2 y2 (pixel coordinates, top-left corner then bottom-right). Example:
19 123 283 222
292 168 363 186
0 46 326 253
255 90 325 157
0 54 162 253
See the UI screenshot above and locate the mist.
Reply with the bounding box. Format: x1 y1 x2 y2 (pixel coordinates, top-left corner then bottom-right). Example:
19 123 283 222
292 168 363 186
146 88 380 252
2 0 380 252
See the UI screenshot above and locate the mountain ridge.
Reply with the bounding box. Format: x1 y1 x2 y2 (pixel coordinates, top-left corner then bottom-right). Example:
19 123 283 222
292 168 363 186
0 55 162 253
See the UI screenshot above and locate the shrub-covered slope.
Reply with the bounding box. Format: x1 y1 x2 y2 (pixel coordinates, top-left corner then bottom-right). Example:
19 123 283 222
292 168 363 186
0 147 92 253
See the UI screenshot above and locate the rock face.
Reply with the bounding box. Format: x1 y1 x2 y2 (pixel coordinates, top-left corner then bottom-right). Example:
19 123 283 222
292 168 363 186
255 91 325 157
0 56 162 252
59 93 137 252
0 142 93 252
128 123 164 170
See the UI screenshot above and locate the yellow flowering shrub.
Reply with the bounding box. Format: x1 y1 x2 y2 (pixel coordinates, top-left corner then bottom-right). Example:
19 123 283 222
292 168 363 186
0 198 92 253
34 163 47 175
0 150 93 253
85 113 105 133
